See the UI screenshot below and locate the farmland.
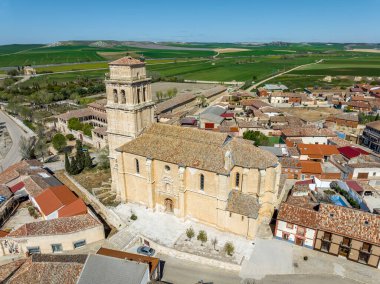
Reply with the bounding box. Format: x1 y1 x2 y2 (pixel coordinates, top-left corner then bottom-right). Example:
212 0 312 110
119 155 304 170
1 42 380 89
290 57 380 76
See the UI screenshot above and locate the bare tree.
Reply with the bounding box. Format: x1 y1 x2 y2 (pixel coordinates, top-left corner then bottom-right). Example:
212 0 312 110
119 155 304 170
19 136 34 160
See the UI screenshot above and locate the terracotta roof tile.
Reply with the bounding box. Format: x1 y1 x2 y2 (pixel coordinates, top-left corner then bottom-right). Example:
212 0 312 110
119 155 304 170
109 56 144 66
117 124 278 174
278 203 318 228
8 214 100 237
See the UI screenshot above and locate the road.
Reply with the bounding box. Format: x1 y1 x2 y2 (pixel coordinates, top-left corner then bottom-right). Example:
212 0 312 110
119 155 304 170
246 59 324 91
157 253 241 284
0 111 34 171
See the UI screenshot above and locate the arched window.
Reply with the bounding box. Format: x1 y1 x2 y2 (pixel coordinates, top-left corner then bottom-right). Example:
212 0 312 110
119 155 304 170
143 87 146 102
235 173 240 187
135 159 140 174
200 174 204 191
113 89 118 103
137 89 141 104
121 90 126 104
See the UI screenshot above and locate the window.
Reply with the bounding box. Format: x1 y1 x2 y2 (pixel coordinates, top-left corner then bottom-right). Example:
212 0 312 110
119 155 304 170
321 241 331 252
235 173 240 187
51 244 63 253
323 232 332 241
143 87 146 102
113 89 118 103
282 232 289 240
73 240 86 249
286 223 294 229
297 226 306 236
121 90 126 104
359 251 370 264
165 165 170 172
341 237 351 247
27 246 40 254
200 174 204 191
135 159 140 174
361 243 372 253
301 174 305 180
241 216 244 221
137 89 141 104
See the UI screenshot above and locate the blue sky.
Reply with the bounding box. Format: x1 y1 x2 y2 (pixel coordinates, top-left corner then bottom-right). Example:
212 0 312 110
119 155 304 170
1 0 379 44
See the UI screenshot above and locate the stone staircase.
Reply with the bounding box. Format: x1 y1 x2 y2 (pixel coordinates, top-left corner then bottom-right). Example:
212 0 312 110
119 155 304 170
92 179 119 207
106 226 137 251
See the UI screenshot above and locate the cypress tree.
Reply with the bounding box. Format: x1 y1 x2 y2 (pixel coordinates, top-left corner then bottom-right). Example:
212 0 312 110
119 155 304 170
84 151 93 169
64 152 71 173
70 157 78 175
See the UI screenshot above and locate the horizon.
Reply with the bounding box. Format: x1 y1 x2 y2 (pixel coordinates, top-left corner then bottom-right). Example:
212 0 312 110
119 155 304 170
1 0 380 45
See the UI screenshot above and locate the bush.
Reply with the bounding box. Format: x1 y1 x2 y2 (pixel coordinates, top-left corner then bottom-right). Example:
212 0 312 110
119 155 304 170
130 213 137 221
28 206 39 219
186 227 195 240
224 242 235 256
52 133 67 152
66 134 75 141
197 230 207 246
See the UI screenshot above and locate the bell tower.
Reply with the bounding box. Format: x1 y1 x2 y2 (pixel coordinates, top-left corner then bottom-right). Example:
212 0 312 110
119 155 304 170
105 56 155 197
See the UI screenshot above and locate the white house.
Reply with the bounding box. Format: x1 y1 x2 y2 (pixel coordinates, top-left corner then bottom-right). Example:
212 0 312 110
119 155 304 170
275 203 317 249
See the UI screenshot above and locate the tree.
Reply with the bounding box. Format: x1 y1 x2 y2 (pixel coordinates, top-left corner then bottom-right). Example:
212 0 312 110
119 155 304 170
243 130 269 146
197 230 207 246
65 152 71 173
242 80 252 90
84 151 93 169
211 237 218 250
52 133 67 152
223 242 235 256
66 134 75 141
19 136 34 160
82 123 93 137
98 147 110 169
69 157 80 175
34 138 48 161
186 227 195 241
67 118 82 131
75 140 85 172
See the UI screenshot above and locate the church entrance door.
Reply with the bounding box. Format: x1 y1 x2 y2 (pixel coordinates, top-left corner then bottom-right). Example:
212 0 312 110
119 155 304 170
164 198 173 213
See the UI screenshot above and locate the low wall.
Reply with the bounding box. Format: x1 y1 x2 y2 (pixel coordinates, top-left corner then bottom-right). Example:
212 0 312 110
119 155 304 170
63 173 126 230
3 111 35 137
137 235 241 272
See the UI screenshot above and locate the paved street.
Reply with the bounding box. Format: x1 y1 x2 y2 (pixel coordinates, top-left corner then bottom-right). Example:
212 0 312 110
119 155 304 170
157 253 241 284
0 110 34 171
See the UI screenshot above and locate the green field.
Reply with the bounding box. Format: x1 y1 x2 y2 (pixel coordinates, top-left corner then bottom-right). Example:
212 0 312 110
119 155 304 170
290 57 380 76
265 74 354 90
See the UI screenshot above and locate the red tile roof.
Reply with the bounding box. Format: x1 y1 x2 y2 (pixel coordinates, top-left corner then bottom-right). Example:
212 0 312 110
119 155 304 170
338 146 369 159
346 180 363 193
109 56 144 66
34 185 78 216
58 198 87 218
277 203 318 228
220 113 235 118
10 181 25 193
298 144 339 157
299 161 322 174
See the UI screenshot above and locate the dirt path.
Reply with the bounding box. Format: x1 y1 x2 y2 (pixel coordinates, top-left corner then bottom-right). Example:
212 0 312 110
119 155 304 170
246 59 324 91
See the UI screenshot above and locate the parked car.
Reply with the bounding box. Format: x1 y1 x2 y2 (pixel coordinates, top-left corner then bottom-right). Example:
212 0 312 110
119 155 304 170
137 246 155 256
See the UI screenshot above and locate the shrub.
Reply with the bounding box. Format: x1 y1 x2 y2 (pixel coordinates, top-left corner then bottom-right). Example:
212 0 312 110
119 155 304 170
52 133 67 152
197 230 207 246
66 134 75 141
130 213 137 221
186 227 195 240
28 206 39 219
223 242 235 256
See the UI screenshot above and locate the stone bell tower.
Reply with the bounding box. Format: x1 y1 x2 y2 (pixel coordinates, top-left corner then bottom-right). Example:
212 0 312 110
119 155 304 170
105 56 155 197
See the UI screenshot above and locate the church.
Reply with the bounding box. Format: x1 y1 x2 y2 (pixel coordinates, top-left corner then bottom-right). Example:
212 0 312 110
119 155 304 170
105 57 281 239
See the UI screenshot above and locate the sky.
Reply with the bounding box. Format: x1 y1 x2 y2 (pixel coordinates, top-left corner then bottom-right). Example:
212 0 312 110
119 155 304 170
1 0 380 44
